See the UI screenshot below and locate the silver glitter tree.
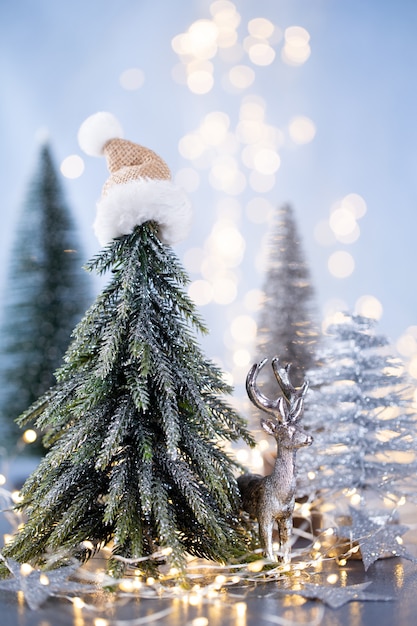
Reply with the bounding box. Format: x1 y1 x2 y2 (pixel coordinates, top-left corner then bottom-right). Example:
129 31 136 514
297 312 417 515
255 204 319 393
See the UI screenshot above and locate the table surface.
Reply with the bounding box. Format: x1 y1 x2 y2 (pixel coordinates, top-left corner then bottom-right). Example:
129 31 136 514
1 458 416 626
0 556 416 626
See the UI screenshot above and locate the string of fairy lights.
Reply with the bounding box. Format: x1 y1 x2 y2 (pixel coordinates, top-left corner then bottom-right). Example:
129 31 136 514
0 480 409 620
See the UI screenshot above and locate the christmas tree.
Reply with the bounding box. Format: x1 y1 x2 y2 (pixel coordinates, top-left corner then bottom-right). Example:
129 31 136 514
297 312 417 514
255 204 319 392
1 113 254 578
0 143 91 454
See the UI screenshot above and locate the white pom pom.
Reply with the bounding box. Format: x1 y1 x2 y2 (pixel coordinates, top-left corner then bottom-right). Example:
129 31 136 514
78 112 124 157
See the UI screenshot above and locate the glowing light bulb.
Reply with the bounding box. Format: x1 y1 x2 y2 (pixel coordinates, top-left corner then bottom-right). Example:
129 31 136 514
235 601 247 617
350 493 362 506
73 597 85 609
20 563 33 576
188 593 201 606
22 429 37 444
327 574 339 584
191 618 209 626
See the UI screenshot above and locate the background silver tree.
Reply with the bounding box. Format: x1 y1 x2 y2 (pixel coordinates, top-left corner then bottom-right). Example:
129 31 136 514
255 204 319 394
297 312 417 517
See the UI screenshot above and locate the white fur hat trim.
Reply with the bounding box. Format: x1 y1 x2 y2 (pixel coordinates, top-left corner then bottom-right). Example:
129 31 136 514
94 179 192 247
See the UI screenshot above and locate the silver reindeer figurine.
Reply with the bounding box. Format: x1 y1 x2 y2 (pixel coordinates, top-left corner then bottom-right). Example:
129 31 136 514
238 357 312 563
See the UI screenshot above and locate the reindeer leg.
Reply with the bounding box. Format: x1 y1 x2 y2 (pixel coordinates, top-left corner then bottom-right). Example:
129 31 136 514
259 516 276 561
277 516 293 564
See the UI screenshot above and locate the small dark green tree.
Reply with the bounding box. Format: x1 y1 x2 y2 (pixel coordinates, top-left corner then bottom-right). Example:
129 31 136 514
1 222 254 577
255 204 319 393
0 144 91 453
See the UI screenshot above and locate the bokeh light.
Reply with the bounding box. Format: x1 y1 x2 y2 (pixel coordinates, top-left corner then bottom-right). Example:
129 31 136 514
253 147 281 174
327 250 355 278
209 155 246 194
178 133 206 160
169 5 391 385
282 26 311 65
187 67 214 94
288 116 316 144
247 17 275 39
172 7 247 94
183 20 219 59
329 207 357 238
321 300 349 332
244 288 264 311
331 193 367 220
334 222 360 244
314 192 368 287
396 327 417 358
210 0 241 39
60 155 84 179
247 42 276 66
355 295 383 320
233 348 252 367
22 429 37 444
200 111 230 145
240 97 265 122
244 15 277 67
322 308 350 333
188 280 213 305
343 192 367 218
207 220 246 265
230 315 257 343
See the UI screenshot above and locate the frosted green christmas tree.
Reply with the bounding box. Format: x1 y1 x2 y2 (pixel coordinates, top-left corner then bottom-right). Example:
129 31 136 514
1 113 253 578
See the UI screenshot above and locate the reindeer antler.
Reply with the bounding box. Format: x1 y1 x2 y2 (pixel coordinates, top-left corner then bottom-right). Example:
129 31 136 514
271 357 308 423
272 357 309 402
246 357 309 425
246 358 282 418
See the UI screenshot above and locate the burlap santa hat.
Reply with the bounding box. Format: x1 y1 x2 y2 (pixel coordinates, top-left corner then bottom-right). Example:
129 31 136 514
78 112 192 246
